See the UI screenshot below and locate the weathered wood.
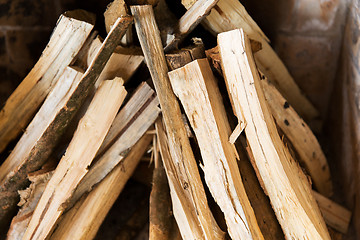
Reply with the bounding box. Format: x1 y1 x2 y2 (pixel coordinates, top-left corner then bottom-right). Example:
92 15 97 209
218 29 330 239
131 5 224 239
182 0 319 121
50 134 153 240
0 67 83 228
22 78 126 240
104 0 128 33
164 0 219 51
169 58 263 239
312 190 352 234
260 78 333 197
65 82 160 208
0 11 95 153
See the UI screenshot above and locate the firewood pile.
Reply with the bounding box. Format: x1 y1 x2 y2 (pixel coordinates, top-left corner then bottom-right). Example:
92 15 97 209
0 0 353 239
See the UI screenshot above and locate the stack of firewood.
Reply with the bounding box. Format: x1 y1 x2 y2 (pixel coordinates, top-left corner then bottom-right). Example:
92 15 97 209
0 0 353 239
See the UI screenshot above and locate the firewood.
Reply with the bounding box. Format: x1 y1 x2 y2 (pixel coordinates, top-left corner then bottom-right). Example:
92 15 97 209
0 67 83 228
104 0 128 33
166 40 205 70
22 78 127 240
218 29 330 239
0 10 95 153
164 0 219 52
7 169 54 240
260 78 333 197
131 5 224 239
312 190 352 234
182 0 319 121
66 82 160 207
50 134 153 240
205 45 333 197
168 58 263 239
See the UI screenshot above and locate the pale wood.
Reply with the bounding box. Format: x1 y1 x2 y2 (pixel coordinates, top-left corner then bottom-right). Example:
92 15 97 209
260 78 333 197
182 0 319 121
169 58 263 239
50 134 153 240
218 29 330 239
7 170 54 240
164 0 219 51
0 11 95 153
131 5 224 240
22 78 126 240
104 0 128 33
312 190 352 234
65 82 160 208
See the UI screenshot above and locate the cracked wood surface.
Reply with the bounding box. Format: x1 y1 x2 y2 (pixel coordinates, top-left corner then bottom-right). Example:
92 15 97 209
218 29 330 239
168 58 263 239
131 5 224 239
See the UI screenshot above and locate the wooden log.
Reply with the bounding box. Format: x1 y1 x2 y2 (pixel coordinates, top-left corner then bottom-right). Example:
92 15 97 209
260 78 333 197
218 29 330 239
0 11 95 153
182 0 319 121
164 0 219 52
205 45 333 197
66 82 160 207
0 67 83 228
312 190 352 234
50 134 153 240
131 5 224 239
168 58 263 239
104 0 128 33
22 78 126 240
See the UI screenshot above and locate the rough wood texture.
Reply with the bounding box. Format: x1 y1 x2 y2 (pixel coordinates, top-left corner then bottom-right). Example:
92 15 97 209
66 82 160 207
131 5 224 239
218 29 330 239
22 78 126 240
0 11 95 153
104 0 128 33
50 134 153 240
164 0 219 51
169 58 263 239
0 67 83 228
312 190 352 234
260 78 332 196
182 0 319 121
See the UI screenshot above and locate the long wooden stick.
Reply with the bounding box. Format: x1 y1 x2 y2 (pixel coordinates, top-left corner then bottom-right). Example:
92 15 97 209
131 5 224 239
218 29 330 239
50 134 153 240
182 0 318 121
169 58 263 239
0 11 94 153
22 78 126 240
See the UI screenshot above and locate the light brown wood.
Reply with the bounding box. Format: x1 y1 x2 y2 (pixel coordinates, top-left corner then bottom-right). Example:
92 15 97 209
312 190 352 234
22 78 126 240
131 5 224 239
0 11 95 153
218 29 330 239
0 67 83 225
104 0 128 33
260 78 333 197
182 0 319 121
65 82 160 208
164 0 219 51
169 58 263 239
50 134 153 240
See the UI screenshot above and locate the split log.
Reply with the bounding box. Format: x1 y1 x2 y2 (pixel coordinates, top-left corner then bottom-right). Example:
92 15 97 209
131 5 224 239
66 82 160 207
164 0 219 51
166 40 205 70
0 67 83 228
104 0 128 33
168 58 263 239
22 78 126 240
218 29 330 239
182 0 319 121
50 134 153 240
205 46 333 197
260 78 333 197
312 190 352 234
0 10 95 153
